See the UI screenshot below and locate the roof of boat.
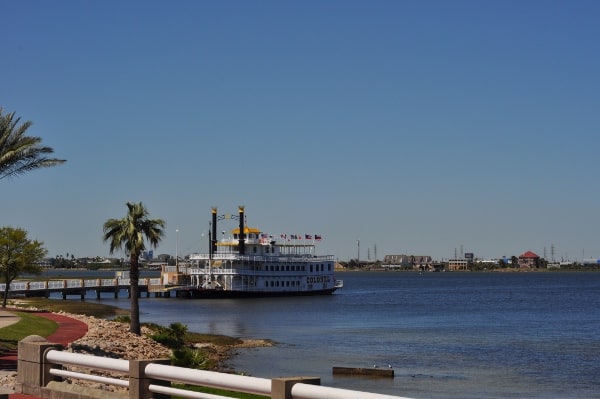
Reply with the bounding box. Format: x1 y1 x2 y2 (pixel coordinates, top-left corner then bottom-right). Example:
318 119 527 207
231 226 261 234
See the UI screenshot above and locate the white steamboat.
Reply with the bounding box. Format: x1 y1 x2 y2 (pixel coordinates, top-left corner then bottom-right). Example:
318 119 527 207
169 206 343 298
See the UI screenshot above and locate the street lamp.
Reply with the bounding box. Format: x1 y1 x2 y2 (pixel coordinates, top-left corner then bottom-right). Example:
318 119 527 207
176 229 179 275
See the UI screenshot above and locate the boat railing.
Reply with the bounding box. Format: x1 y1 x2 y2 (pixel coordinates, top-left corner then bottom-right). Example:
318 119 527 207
188 267 336 276
188 253 334 263
188 268 237 275
188 253 240 261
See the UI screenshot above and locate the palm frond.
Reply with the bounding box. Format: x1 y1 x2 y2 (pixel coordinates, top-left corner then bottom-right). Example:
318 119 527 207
0 107 66 180
102 202 165 256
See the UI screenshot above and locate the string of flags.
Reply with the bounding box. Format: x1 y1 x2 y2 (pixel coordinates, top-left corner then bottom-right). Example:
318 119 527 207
279 234 323 241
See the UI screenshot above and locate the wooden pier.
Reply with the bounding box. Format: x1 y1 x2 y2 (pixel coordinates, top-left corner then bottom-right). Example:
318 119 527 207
0 277 171 300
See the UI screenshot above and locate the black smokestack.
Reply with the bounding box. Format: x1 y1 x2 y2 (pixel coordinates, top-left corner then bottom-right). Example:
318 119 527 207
238 205 245 255
211 207 217 255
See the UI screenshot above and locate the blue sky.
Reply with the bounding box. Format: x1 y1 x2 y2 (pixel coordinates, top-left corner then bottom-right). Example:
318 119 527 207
2 0 599 262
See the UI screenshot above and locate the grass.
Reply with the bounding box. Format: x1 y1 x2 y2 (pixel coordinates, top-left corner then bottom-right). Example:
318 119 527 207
1 297 128 355
9 297 130 318
0 311 58 352
184 331 243 346
172 384 268 399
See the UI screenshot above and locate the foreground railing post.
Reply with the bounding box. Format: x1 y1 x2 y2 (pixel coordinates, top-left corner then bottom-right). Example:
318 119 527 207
129 358 171 399
272 377 321 399
16 335 61 397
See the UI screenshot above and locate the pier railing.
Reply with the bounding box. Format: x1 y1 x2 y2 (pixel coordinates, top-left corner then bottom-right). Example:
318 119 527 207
17 336 412 399
0 277 163 300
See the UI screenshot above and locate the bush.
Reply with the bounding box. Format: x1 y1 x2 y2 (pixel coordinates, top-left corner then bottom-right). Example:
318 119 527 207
112 315 131 324
149 322 188 349
171 347 208 369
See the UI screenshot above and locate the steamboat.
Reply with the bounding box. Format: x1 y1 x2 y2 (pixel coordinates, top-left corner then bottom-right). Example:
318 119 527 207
163 206 343 298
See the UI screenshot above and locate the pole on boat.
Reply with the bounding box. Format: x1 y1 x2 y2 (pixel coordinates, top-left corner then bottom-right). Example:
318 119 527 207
238 205 245 255
211 207 217 255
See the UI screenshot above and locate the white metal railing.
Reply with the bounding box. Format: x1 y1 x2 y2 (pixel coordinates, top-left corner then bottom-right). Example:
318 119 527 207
145 363 271 397
35 349 412 399
46 350 130 388
291 383 412 399
0 277 163 293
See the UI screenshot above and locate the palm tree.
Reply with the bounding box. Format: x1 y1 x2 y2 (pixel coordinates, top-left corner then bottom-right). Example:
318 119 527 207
0 108 65 180
103 202 165 335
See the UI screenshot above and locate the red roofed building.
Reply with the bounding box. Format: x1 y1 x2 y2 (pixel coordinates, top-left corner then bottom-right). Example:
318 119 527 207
518 251 540 268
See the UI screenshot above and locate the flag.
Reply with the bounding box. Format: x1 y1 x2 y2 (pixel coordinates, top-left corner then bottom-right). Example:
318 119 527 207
305 234 312 240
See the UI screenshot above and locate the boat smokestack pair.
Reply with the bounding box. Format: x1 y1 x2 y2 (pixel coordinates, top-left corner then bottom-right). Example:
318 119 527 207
208 206 245 255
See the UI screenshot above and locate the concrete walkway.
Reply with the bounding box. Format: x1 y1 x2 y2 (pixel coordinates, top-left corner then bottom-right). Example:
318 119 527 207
0 309 88 399
0 310 21 329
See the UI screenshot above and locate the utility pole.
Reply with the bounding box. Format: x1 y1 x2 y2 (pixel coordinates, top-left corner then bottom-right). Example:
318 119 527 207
176 229 179 275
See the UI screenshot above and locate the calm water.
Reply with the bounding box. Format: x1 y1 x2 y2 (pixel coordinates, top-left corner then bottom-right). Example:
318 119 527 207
50 271 600 398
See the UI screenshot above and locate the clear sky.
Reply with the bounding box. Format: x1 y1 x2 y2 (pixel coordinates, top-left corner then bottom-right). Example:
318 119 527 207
2 0 599 262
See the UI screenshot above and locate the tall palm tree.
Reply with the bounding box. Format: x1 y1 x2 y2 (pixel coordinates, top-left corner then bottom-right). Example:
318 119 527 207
103 202 165 335
0 108 65 180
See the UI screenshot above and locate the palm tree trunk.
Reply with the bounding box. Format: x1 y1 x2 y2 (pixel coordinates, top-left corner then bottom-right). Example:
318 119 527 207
129 253 141 335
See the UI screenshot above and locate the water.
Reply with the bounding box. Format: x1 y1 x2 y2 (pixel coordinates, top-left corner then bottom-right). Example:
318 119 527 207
51 271 600 398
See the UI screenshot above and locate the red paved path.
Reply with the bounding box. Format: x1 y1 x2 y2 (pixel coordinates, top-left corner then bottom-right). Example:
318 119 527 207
0 311 88 398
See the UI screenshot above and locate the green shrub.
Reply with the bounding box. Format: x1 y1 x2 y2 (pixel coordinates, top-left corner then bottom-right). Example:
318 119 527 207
112 315 130 324
149 322 188 349
171 347 207 369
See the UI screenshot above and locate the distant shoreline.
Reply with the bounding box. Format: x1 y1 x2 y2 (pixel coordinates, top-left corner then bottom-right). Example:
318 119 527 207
337 267 600 272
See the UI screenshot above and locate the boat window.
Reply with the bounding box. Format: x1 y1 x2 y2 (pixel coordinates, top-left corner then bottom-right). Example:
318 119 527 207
310 265 313 272
253 246 257 253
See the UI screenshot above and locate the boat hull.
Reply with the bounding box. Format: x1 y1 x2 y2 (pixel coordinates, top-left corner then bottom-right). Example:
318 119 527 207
173 286 339 299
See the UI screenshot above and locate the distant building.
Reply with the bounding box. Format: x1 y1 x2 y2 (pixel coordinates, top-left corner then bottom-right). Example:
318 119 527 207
382 254 433 271
582 259 600 266
447 259 468 271
518 251 540 268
